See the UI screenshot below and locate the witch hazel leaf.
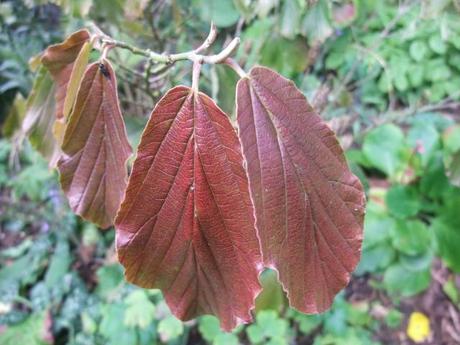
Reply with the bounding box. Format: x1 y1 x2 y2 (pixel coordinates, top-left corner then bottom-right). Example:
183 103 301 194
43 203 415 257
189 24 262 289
41 29 90 120
58 60 132 228
62 40 92 119
53 39 92 150
115 86 262 331
236 66 365 314
21 66 61 167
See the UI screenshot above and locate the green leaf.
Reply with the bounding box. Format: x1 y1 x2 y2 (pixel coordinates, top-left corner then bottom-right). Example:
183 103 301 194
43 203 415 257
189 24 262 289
247 324 265 343
100 303 137 345
443 125 460 153
362 200 395 246
427 83 447 102
448 54 460 70
407 121 440 167
428 33 447 54
386 185 421 219
124 290 156 329
383 263 431 296
357 242 396 274
214 333 239 345
158 315 184 342
432 218 460 272
215 64 239 116
248 310 288 343
443 277 459 305
257 311 288 339
378 72 392 93
400 251 434 272
81 312 97 334
294 313 322 335
0 238 32 259
254 0 278 19
0 237 48 291
322 299 347 335
346 302 372 327
95 264 124 297
419 155 451 199
260 37 309 78
301 0 333 44
362 124 408 178
44 240 71 287
8 158 53 202
0 312 51 345
443 78 460 99
407 64 424 88
444 151 460 186
195 0 240 27
237 17 274 68
390 220 432 256
81 223 101 246
326 51 345 70
198 316 221 343
409 40 428 62
22 66 60 166
280 0 305 39
393 72 409 92
443 125 460 186
63 40 92 119
255 269 285 313
427 60 451 82
2 93 26 138
385 309 403 329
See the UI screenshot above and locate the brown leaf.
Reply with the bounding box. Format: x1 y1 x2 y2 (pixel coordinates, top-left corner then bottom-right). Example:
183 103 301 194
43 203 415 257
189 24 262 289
115 86 262 330
236 66 365 313
41 29 90 120
58 60 132 228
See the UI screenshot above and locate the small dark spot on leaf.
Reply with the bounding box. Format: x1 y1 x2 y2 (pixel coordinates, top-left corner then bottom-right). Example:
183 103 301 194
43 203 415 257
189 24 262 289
99 63 110 79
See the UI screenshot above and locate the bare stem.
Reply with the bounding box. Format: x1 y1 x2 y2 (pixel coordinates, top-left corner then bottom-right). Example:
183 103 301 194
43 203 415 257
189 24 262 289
223 58 247 78
192 60 202 93
194 22 217 54
95 22 239 65
100 43 112 60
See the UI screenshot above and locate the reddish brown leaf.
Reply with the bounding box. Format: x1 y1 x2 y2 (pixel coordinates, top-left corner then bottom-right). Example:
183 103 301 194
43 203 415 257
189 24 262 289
115 86 262 330
236 66 365 313
58 60 132 228
41 29 90 119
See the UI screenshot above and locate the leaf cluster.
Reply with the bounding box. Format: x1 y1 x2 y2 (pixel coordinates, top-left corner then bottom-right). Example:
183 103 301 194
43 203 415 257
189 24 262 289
350 113 460 297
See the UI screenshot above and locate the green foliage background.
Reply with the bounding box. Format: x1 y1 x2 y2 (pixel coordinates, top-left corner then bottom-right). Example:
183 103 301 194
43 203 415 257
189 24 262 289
2 0 460 344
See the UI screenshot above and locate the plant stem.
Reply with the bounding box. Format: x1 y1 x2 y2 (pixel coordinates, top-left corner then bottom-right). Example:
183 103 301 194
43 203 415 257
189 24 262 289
97 22 240 65
223 58 247 78
192 60 202 93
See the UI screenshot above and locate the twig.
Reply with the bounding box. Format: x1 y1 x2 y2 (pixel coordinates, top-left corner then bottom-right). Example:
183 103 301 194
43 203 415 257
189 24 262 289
224 58 247 78
96 22 240 65
192 60 202 93
194 22 217 54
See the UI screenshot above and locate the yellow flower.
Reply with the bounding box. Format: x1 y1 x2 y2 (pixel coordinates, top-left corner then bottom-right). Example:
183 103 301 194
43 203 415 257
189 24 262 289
407 311 430 343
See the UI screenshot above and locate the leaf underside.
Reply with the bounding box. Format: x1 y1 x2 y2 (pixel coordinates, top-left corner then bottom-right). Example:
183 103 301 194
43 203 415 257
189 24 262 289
41 29 90 120
21 67 61 167
115 86 262 331
58 60 132 229
236 66 365 313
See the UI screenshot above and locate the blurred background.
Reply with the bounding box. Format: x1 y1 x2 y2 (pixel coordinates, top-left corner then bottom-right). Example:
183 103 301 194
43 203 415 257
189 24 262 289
1 0 460 344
